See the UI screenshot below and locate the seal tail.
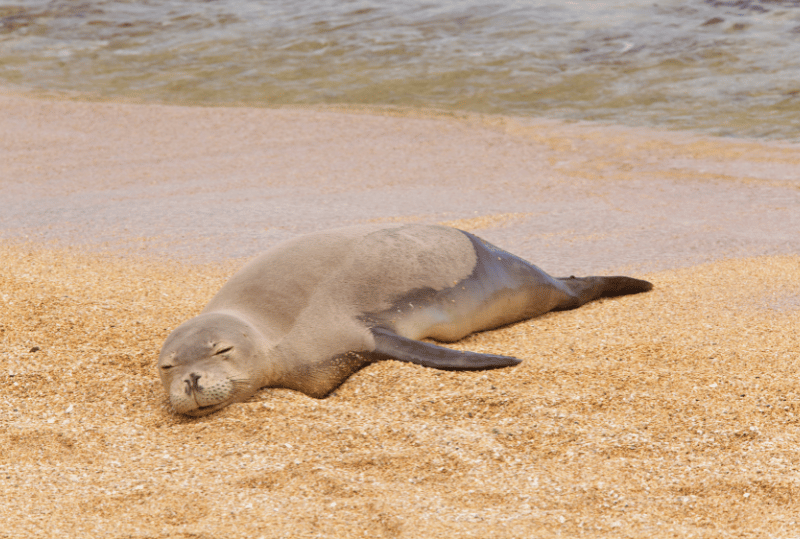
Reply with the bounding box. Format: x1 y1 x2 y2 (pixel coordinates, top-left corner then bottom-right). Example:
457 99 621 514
555 276 653 311
370 327 521 371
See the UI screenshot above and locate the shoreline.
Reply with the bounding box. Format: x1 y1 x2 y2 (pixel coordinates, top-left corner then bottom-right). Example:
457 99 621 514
2 91 798 272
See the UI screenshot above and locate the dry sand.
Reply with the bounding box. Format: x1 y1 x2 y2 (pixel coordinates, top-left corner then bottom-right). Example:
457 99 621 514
2 92 800 538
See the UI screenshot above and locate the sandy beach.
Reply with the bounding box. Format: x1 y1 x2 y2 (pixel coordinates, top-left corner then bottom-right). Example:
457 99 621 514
2 92 800 538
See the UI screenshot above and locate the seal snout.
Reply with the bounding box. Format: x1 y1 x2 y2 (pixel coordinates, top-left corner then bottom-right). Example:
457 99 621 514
184 372 204 395
170 368 238 415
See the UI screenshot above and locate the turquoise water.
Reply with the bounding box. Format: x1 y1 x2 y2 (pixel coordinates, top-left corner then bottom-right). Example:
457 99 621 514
2 0 800 139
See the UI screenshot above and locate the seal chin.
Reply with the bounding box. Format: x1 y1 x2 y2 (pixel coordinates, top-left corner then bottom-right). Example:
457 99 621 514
179 400 234 417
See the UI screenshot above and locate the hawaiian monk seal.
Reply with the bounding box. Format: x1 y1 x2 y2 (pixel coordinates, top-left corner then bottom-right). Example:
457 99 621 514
158 224 652 416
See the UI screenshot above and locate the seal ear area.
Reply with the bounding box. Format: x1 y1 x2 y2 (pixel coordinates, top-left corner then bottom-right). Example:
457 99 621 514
369 327 521 371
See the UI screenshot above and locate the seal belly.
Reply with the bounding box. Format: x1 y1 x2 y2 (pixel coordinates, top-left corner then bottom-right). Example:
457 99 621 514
373 230 578 342
391 286 536 342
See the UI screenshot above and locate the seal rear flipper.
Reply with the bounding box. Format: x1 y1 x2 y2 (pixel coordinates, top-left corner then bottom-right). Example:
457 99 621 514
370 327 521 371
555 276 653 309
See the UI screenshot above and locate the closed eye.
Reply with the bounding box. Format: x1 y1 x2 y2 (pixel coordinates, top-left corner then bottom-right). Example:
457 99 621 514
215 346 233 356
160 365 173 371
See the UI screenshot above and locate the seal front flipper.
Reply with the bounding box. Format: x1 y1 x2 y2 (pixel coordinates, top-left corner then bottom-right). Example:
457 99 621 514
370 327 521 371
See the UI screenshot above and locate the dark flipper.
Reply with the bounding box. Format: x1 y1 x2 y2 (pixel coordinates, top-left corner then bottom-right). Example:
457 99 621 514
370 327 521 371
555 276 653 310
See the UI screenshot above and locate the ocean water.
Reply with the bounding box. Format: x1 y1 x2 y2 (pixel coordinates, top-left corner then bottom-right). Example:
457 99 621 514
1 0 800 139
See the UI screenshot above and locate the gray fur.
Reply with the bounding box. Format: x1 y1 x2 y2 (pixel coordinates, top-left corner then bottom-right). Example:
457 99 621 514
157 224 652 415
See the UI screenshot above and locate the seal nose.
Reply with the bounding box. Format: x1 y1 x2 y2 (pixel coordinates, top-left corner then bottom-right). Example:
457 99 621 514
184 373 203 395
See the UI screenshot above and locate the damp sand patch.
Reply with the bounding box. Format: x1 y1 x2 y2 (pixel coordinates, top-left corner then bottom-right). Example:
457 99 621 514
2 244 800 538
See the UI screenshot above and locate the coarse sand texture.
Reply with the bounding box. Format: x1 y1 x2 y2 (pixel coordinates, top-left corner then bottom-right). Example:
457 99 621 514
3 244 800 537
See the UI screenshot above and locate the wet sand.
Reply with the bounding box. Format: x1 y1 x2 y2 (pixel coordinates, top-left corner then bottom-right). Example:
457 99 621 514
2 93 800 538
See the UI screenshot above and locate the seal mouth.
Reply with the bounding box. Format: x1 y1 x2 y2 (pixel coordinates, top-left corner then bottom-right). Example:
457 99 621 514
182 400 231 417
181 392 237 417
172 377 253 416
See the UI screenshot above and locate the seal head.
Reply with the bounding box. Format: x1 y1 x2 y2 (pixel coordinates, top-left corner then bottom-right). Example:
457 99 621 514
157 312 270 416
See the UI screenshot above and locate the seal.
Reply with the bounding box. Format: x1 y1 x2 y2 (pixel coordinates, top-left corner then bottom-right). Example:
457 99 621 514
158 224 652 416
